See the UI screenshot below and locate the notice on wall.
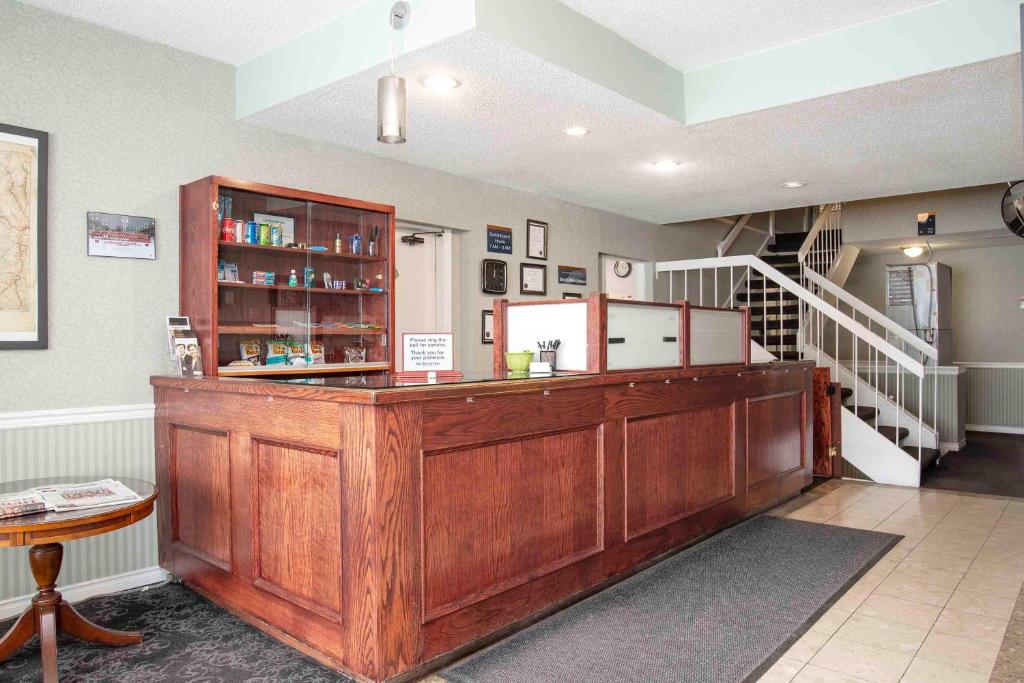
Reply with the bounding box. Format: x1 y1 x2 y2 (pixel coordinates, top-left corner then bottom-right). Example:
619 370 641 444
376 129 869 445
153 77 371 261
486 225 513 254
917 212 936 236
557 265 587 286
402 333 454 371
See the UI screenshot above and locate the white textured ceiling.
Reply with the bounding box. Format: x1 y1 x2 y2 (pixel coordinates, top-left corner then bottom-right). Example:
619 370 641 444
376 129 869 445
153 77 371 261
247 29 1022 223
561 0 941 71
17 0 369 64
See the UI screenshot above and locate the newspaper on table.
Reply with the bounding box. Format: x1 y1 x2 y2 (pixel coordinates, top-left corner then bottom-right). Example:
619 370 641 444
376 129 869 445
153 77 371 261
0 479 142 519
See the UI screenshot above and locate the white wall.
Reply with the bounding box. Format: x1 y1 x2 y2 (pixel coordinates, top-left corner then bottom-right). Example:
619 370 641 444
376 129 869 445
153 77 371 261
0 0 719 411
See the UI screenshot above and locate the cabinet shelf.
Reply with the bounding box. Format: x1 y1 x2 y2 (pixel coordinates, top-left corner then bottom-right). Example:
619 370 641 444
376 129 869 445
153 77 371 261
217 362 391 377
218 281 385 296
218 324 385 336
217 241 386 262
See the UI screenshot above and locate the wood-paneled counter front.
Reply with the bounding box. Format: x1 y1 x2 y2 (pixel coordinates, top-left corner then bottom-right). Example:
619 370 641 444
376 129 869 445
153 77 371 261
151 362 812 682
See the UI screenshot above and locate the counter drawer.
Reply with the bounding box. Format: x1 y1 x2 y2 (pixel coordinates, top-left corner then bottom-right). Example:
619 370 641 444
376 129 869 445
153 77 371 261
420 387 605 451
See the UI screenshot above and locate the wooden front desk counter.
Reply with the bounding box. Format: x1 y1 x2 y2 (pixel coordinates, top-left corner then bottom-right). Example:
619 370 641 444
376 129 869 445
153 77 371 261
151 362 812 682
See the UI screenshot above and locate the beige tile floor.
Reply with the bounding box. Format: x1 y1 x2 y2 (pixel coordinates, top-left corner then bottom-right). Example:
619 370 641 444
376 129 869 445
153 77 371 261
759 481 1024 683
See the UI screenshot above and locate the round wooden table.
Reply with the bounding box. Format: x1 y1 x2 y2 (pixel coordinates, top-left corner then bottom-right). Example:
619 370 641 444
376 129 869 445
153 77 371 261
0 478 157 682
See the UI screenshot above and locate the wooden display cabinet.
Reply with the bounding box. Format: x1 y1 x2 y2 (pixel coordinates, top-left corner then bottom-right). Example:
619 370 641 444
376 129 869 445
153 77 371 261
179 176 395 377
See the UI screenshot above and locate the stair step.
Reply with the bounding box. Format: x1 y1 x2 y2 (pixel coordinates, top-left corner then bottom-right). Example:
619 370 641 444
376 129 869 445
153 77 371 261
855 406 878 422
749 318 800 330
765 244 799 255
736 292 798 304
841 387 853 401
877 425 910 444
746 304 800 316
751 333 798 345
904 446 941 470
772 232 808 248
762 254 800 266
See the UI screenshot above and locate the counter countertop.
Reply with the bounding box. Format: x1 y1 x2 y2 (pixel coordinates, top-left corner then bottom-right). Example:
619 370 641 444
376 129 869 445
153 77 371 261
150 360 811 405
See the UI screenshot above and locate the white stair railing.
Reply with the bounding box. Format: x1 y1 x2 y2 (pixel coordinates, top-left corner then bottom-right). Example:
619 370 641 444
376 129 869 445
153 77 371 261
797 203 843 277
658 254 938 486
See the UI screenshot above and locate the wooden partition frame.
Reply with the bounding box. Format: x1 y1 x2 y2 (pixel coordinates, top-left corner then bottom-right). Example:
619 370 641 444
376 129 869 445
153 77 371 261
679 302 751 368
493 295 752 377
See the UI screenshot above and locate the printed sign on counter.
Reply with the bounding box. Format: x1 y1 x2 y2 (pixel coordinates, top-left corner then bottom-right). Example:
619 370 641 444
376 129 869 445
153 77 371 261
486 225 513 254
403 333 454 371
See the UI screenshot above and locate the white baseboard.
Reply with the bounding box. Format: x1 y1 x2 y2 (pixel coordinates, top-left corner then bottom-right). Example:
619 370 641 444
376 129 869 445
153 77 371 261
0 403 155 430
965 424 1024 436
939 439 967 453
0 566 170 621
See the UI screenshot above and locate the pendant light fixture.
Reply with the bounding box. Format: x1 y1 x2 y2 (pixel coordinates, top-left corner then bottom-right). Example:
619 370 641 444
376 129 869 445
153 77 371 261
378 2 410 144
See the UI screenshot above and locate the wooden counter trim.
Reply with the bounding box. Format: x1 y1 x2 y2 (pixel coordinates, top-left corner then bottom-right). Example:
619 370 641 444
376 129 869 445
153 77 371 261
150 361 812 405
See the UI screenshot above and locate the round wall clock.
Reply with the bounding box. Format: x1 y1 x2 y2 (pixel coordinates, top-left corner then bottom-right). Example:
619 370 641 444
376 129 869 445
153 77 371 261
613 260 632 278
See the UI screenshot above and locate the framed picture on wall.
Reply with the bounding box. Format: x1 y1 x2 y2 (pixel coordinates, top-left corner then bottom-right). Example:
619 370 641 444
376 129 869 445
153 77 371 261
481 309 494 344
0 123 48 349
526 219 548 260
520 263 547 295
563 292 583 299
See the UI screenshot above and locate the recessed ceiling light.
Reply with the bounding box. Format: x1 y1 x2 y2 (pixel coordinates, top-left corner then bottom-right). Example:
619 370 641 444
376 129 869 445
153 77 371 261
902 245 925 258
421 74 460 91
781 181 807 189
564 126 589 137
652 160 681 172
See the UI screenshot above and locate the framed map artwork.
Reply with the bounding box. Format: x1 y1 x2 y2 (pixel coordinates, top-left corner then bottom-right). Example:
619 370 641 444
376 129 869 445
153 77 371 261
0 123 47 349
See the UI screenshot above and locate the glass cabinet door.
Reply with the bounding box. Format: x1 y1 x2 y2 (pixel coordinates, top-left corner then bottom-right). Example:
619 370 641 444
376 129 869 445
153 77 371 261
213 185 390 376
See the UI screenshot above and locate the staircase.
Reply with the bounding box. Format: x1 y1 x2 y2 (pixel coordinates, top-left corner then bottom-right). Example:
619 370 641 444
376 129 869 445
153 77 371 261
657 205 945 487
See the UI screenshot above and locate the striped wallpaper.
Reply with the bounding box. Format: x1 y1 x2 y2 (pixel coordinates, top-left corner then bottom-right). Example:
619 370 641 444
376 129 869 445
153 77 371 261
0 414 157 601
959 364 1024 432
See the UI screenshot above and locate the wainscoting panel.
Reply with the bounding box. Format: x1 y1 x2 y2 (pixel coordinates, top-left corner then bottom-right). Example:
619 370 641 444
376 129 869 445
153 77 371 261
959 364 1024 433
0 412 157 601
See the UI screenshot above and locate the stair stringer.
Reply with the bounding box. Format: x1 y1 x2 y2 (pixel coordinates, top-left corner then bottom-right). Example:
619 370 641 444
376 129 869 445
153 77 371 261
841 407 920 487
803 342 937 450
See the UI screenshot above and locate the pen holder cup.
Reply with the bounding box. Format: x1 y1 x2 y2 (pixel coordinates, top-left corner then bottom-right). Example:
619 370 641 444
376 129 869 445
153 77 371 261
539 350 557 371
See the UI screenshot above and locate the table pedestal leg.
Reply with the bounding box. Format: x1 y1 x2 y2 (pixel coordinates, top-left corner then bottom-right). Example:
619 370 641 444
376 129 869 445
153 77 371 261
0 543 143 683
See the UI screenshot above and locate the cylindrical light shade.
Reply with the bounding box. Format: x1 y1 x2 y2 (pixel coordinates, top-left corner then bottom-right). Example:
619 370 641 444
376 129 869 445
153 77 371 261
377 75 407 144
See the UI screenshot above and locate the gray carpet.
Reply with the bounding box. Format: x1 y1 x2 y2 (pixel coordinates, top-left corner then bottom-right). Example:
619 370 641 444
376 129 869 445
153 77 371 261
443 515 899 683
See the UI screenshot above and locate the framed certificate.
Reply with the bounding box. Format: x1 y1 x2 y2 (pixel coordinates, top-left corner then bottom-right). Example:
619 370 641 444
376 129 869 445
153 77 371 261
526 219 548 260
520 263 547 295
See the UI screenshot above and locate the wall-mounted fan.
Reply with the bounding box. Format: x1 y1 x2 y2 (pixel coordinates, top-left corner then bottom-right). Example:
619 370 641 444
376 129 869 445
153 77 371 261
1000 181 1024 238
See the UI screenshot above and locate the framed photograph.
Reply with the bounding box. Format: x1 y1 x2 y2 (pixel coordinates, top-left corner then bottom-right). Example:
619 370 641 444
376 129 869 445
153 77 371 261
526 219 548 260
0 123 47 349
481 309 494 344
87 212 156 259
481 258 507 294
563 292 583 299
520 263 547 295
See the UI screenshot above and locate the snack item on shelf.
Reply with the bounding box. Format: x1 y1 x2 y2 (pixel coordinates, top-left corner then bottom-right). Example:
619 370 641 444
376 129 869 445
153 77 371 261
343 346 367 364
307 341 325 365
304 266 315 288
271 223 283 246
286 340 306 364
265 339 289 365
227 359 255 367
258 223 272 246
245 221 258 244
239 339 262 364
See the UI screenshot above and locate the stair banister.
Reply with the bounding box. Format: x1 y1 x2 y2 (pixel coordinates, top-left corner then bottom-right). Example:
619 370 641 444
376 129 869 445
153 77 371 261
657 254 925 377
796 204 835 264
801 268 938 363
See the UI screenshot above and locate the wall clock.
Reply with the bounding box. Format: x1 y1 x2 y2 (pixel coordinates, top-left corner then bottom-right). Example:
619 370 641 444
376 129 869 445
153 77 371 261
481 259 507 294
613 260 632 278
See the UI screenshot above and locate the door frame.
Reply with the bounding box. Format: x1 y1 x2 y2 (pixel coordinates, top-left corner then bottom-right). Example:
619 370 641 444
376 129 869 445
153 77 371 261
395 221 455 366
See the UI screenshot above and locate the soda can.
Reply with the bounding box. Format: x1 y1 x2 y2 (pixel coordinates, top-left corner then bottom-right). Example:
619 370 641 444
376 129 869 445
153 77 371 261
271 224 283 246
234 219 245 243
258 223 272 246
220 218 235 242
245 221 258 244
